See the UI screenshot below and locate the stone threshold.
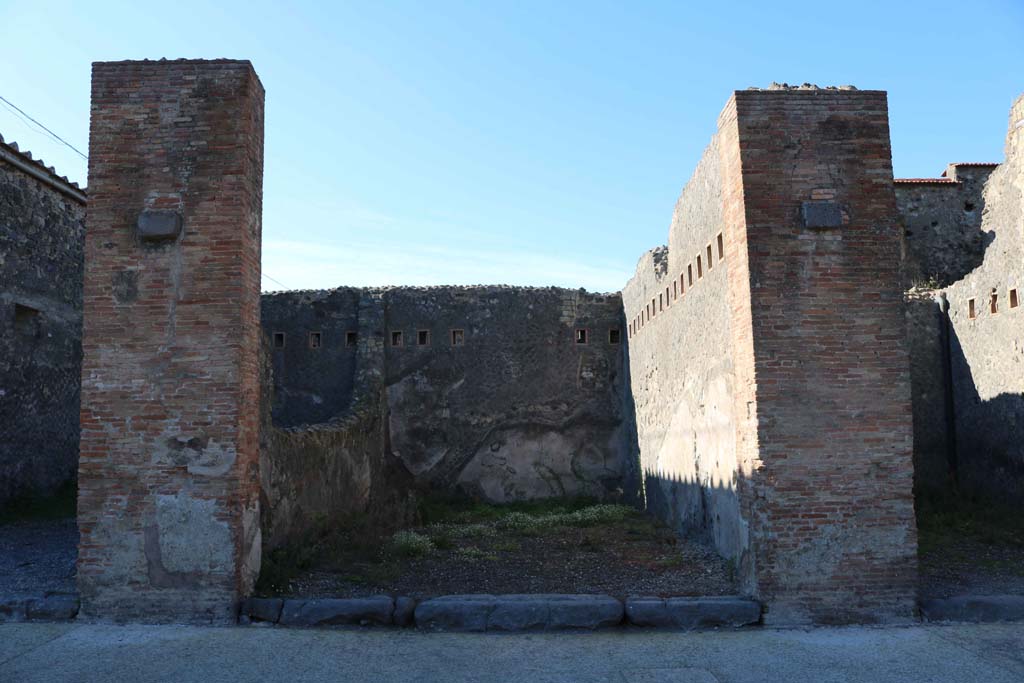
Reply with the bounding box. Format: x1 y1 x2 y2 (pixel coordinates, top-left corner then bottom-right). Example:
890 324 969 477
920 595 1024 623
0 593 80 622
240 594 763 631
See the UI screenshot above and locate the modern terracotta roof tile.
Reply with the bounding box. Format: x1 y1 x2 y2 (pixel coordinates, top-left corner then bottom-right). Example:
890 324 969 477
0 132 86 202
893 178 959 185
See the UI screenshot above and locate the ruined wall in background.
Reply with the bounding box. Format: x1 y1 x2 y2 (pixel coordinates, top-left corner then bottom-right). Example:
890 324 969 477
621 132 746 571
903 292 952 500
262 288 361 428
258 329 418 551
941 94 1024 505
0 138 86 509
259 285 634 540
382 286 629 502
896 165 996 289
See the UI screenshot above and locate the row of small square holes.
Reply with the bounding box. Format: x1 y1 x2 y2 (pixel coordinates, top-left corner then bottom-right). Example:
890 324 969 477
628 233 724 338
967 288 1019 319
273 328 623 350
388 328 621 347
273 330 464 350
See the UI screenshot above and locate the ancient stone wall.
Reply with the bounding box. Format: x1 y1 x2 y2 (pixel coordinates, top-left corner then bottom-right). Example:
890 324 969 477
262 288 361 427
77 60 265 622
0 137 86 508
622 133 746 571
896 165 996 288
259 285 634 527
903 292 953 501
941 94 1024 504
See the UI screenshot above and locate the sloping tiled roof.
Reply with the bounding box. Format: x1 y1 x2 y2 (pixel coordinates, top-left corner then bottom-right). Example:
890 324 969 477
0 133 86 203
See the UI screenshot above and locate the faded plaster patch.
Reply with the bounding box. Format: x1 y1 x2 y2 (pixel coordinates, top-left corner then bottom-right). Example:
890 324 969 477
458 427 620 503
240 501 261 594
79 496 148 590
155 493 233 574
387 373 453 476
152 429 236 477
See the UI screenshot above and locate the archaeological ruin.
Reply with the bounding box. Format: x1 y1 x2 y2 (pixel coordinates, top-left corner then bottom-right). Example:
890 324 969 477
1 59 1021 626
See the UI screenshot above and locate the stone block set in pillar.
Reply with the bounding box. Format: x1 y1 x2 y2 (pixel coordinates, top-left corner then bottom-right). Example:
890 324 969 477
77 59 265 623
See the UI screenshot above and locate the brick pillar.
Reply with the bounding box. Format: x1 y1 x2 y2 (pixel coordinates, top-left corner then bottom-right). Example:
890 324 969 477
724 89 917 624
77 60 264 622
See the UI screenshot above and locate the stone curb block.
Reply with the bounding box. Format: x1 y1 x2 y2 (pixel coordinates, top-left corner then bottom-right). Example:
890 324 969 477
488 596 549 631
626 596 761 629
394 596 417 627
415 594 624 632
279 596 395 627
0 597 30 622
415 595 493 632
240 597 284 624
920 595 1024 623
547 594 623 630
26 594 80 621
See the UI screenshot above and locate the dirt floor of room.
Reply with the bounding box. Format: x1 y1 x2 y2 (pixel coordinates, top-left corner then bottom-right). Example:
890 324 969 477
257 499 739 600
916 498 1024 599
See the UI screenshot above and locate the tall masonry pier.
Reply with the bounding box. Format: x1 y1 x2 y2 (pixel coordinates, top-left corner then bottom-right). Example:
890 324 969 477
77 59 265 622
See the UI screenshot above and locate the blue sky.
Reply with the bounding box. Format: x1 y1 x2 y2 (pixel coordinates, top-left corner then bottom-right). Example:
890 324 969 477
2 1 1022 292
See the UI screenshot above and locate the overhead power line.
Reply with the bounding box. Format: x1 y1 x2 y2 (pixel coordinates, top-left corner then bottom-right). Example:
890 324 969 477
0 93 88 161
262 273 290 289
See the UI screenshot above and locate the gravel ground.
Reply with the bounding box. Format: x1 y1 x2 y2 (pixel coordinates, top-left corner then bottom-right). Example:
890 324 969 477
919 535 1024 599
272 507 740 600
0 518 78 596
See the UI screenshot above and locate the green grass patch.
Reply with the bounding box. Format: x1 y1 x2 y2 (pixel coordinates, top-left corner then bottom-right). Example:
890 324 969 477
418 494 604 525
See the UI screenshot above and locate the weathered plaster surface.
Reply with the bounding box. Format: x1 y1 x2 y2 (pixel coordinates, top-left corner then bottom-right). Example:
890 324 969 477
941 94 1024 503
622 134 746 571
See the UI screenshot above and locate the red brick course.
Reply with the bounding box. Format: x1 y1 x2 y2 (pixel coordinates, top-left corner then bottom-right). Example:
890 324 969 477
729 90 918 623
77 60 264 622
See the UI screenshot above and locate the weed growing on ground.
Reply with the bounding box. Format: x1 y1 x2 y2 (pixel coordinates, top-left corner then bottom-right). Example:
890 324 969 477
455 546 498 562
494 504 635 533
388 530 435 558
426 522 497 539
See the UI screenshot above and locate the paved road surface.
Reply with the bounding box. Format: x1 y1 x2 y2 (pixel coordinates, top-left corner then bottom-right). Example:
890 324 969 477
2 621 1022 682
